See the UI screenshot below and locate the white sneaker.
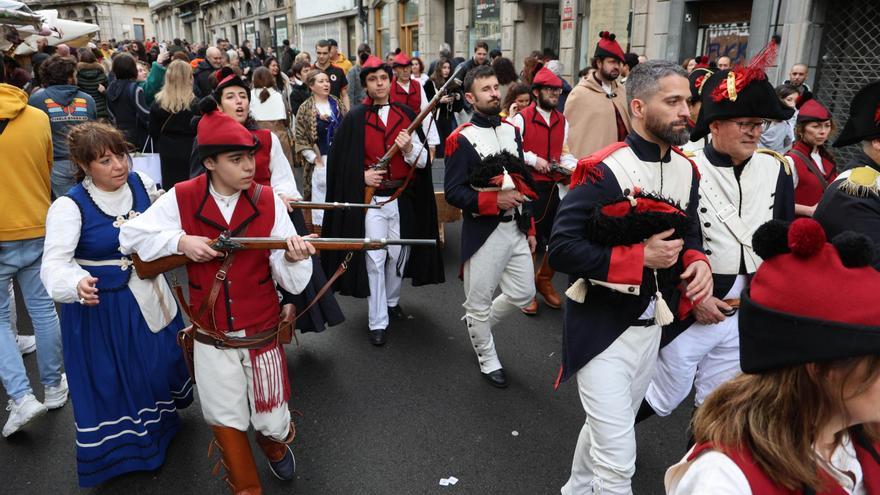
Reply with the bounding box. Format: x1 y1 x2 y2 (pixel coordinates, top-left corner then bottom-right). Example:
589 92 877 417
16 335 36 355
43 373 68 410
3 394 48 437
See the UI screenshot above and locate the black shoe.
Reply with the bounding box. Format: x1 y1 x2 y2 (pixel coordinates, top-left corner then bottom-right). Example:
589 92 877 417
267 444 296 481
482 369 508 388
388 305 413 321
369 329 387 346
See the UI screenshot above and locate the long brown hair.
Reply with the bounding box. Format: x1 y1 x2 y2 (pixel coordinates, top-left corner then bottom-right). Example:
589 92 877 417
430 57 452 89
67 122 132 181
693 356 880 491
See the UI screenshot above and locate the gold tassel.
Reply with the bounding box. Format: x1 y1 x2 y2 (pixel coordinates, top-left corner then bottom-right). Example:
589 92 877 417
565 278 587 303
653 269 674 326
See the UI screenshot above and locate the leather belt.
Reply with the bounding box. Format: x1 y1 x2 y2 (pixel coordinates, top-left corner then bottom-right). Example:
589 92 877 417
193 327 279 350
633 318 656 327
376 180 404 195
499 215 515 223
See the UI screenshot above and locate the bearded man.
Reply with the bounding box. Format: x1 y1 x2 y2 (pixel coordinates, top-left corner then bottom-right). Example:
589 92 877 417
550 60 713 495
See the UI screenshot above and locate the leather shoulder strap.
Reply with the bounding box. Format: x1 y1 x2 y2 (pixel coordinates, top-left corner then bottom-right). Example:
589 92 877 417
788 148 827 188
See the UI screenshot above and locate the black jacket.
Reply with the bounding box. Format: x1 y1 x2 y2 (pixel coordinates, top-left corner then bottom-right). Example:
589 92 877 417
76 62 109 119
289 82 310 117
321 103 444 297
193 60 218 99
106 79 150 151
149 99 199 189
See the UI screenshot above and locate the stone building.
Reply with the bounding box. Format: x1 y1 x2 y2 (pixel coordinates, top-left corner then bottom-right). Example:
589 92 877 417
27 0 155 41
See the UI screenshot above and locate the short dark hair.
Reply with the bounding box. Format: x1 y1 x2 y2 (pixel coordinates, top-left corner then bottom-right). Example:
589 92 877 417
464 64 495 93
578 67 591 78
489 49 502 59
624 53 640 69
475 41 489 53
40 55 77 86
292 61 309 77
111 52 139 80
327 38 338 47
491 57 517 85
283 39 290 46
316 39 331 49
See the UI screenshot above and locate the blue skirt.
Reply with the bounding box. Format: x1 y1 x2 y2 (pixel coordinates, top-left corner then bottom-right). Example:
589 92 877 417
61 287 193 487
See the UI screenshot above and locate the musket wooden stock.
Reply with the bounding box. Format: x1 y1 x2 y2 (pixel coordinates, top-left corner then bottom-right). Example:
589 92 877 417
363 65 465 204
131 236 437 279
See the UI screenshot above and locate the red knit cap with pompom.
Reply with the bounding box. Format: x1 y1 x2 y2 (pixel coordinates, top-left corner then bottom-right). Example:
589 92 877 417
788 218 827 257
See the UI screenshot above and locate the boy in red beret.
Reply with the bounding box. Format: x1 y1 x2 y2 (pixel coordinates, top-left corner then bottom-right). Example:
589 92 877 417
120 105 314 493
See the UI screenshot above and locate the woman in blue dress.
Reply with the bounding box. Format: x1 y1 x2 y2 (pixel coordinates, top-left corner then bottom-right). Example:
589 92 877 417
40 121 193 487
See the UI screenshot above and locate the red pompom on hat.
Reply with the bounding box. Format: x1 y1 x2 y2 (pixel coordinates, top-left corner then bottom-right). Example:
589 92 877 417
594 31 625 63
196 97 259 159
693 56 710 69
392 51 412 67
359 55 393 85
797 98 832 123
739 218 880 373
531 66 562 89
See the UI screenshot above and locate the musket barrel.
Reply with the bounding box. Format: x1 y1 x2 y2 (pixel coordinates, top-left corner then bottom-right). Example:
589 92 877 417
288 201 381 209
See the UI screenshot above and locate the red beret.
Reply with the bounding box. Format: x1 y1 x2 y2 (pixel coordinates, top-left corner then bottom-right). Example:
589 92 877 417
797 99 832 123
392 51 412 67
532 67 562 88
197 107 259 158
359 55 392 85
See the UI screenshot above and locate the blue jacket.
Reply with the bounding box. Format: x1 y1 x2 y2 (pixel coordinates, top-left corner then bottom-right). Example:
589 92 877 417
28 85 96 162
549 132 706 383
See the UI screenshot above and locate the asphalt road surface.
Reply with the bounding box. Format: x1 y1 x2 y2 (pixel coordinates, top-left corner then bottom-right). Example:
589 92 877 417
2 186 693 495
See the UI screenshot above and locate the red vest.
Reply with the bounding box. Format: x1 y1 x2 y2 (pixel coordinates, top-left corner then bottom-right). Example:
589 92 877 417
390 78 421 116
786 141 838 208
364 104 411 183
253 128 273 186
176 174 279 334
519 104 566 183
689 438 880 495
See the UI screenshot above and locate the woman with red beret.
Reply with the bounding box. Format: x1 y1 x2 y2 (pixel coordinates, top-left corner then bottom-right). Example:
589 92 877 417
785 99 839 217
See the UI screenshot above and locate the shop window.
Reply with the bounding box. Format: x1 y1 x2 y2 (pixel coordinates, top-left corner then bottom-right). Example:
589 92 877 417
375 2 391 58
470 0 500 53
399 0 419 56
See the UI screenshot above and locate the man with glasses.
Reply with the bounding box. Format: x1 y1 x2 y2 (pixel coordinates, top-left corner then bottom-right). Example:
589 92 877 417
640 59 795 429
508 67 576 315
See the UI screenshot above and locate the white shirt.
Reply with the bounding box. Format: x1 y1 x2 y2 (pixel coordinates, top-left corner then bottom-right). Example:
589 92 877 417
265 132 302 200
302 99 336 165
666 437 866 495
372 104 429 168
395 79 441 147
118 180 312 297
249 88 288 121
41 172 161 303
508 108 577 171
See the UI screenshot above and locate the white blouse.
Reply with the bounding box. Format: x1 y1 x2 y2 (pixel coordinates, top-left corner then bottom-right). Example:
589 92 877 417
250 88 288 121
118 180 312 297
41 172 162 304
666 437 866 495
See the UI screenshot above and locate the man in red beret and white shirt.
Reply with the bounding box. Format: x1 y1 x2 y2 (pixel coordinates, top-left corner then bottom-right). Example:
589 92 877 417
508 66 577 315
390 51 440 157
120 106 314 493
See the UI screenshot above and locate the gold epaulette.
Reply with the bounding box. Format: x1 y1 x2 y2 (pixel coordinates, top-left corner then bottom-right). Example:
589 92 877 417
839 166 880 198
681 149 696 159
755 148 791 176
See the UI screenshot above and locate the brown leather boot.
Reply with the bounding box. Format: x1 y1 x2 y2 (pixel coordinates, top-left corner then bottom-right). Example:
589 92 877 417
521 253 539 316
536 253 562 309
210 426 262 495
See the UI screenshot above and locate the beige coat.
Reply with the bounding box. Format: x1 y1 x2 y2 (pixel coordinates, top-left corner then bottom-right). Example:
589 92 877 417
563 72 631 159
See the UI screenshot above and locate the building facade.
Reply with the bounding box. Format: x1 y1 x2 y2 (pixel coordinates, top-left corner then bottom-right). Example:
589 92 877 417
28 0 155 41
